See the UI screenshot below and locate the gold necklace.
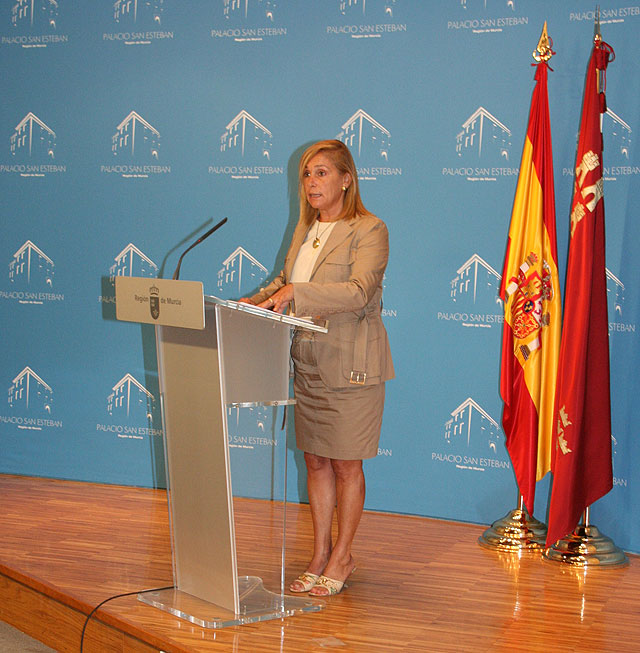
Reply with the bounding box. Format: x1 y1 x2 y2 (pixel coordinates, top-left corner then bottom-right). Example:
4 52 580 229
313 220 332 249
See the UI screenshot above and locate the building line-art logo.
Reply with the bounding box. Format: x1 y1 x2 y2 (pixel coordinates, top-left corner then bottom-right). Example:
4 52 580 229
444 397 500 451
448 2 526 34
211 0 286 42
439 253 504 328
223 0 277 21
103 0 173 46
604 108 632 161
450 253 501 304
606 268 624 317
220 110 272 159
610 434 628 487
603 269 634 334
460 0 516 10
114 0 163 25
340 0 367 15
218 246 267 296
9 240 54 286
112 111 160 159
227 404 277 451
11 113 56 158
457 106 511 160
8 366 52 412
339 0 398 16
11 0 59 29
337 109 390 160
109 243 158 280
107 373 154 418
327 0 405 39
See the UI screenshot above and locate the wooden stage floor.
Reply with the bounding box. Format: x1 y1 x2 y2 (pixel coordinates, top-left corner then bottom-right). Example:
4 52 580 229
0 474 638 652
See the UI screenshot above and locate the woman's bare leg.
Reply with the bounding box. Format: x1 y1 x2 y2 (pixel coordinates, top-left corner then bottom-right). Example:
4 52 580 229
318 458 363 582
290 452 335 590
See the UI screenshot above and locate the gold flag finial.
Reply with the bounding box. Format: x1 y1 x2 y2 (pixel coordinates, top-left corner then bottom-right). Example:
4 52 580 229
594 5 602 44
533 21 554 62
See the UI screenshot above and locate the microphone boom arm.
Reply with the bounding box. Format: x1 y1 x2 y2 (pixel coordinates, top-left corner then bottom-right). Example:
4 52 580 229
172 217 228 280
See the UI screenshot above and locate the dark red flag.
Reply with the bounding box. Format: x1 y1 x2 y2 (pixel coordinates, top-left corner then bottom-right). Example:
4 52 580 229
546 38 615 546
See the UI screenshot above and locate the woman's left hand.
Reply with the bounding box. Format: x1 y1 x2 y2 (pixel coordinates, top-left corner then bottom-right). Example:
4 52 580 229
257 284 294 314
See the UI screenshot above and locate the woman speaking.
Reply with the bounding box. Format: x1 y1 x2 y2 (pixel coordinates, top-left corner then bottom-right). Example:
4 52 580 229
241 139 393 597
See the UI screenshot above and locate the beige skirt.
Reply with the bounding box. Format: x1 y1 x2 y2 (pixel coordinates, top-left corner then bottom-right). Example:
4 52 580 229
293 364 385 461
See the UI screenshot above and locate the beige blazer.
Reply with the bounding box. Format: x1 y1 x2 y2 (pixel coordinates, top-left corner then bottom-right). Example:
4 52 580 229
251 214 394 389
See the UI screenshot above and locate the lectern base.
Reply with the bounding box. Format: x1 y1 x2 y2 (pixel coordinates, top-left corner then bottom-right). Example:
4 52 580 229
138 576 325 628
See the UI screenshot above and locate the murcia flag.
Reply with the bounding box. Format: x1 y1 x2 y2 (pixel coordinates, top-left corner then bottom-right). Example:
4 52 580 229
546 38 615 547
500 57 561 516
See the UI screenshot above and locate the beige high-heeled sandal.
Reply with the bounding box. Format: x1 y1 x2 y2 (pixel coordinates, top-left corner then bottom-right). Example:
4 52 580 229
289 571 320 593
309 567 356 597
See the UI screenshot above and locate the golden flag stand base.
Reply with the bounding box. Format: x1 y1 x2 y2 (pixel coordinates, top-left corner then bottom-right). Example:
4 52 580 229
478 497 547 552
543 509 628 567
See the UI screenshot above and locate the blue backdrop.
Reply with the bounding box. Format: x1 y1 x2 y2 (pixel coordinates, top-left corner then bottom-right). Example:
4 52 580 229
1 1 638 553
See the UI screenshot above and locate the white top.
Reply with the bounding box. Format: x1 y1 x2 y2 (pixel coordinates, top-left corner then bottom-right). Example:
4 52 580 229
290 220 337 283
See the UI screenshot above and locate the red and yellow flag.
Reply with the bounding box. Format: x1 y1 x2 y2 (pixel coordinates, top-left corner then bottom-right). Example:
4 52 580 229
500 59 561 516
546 39 615 546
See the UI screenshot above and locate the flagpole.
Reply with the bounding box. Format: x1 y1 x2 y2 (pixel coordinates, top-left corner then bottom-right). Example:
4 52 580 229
479 21 556 553
543 8 626 567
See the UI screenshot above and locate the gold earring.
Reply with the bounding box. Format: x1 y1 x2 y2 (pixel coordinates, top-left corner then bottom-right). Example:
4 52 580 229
342 186 347 192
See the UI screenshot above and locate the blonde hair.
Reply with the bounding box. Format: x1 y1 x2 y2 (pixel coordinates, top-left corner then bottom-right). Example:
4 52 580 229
298 140 372 225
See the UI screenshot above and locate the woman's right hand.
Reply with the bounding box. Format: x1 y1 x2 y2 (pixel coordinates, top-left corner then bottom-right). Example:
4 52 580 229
237 298 255 305
256 284 294 314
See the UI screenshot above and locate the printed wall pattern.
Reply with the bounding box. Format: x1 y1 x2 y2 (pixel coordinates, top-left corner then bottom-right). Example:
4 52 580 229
1 1 639 553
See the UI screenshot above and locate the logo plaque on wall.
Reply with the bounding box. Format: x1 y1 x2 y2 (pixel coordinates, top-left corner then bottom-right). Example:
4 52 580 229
97 373 162 440
216 246 267 299
606 268 636 335
103 0 174 45
1 366 62 432
431 397 509 473
100 112 170 177
208 111 283 179
326 0 407 39
210 0 287 42
1 240 64 305
336 109 401 181
611 434 628 490
568 7 640 26
2 113 66 177
109 243 158 280
1 0 69 48
437 253 503 329
442 107 518 182
448 1 529 35
99 243 158 305
381 272 397 319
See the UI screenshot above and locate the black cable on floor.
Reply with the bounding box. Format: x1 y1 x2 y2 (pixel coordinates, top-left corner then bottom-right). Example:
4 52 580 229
79 584 174 652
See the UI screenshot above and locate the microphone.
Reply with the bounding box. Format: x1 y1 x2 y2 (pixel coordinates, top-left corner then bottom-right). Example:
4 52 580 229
172 217 228 280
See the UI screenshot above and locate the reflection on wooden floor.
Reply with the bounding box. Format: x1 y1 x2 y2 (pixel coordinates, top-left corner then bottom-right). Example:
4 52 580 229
0 474 638 652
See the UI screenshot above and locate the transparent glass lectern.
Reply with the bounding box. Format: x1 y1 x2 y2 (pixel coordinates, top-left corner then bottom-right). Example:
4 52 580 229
114 277 327 627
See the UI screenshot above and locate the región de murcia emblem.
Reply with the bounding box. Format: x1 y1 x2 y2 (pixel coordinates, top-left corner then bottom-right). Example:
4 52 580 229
149 285 160 320
505 252 554 364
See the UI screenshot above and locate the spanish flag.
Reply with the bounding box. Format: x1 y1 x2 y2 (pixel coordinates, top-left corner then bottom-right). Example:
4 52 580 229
500 56 561 516
546 38 615 547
